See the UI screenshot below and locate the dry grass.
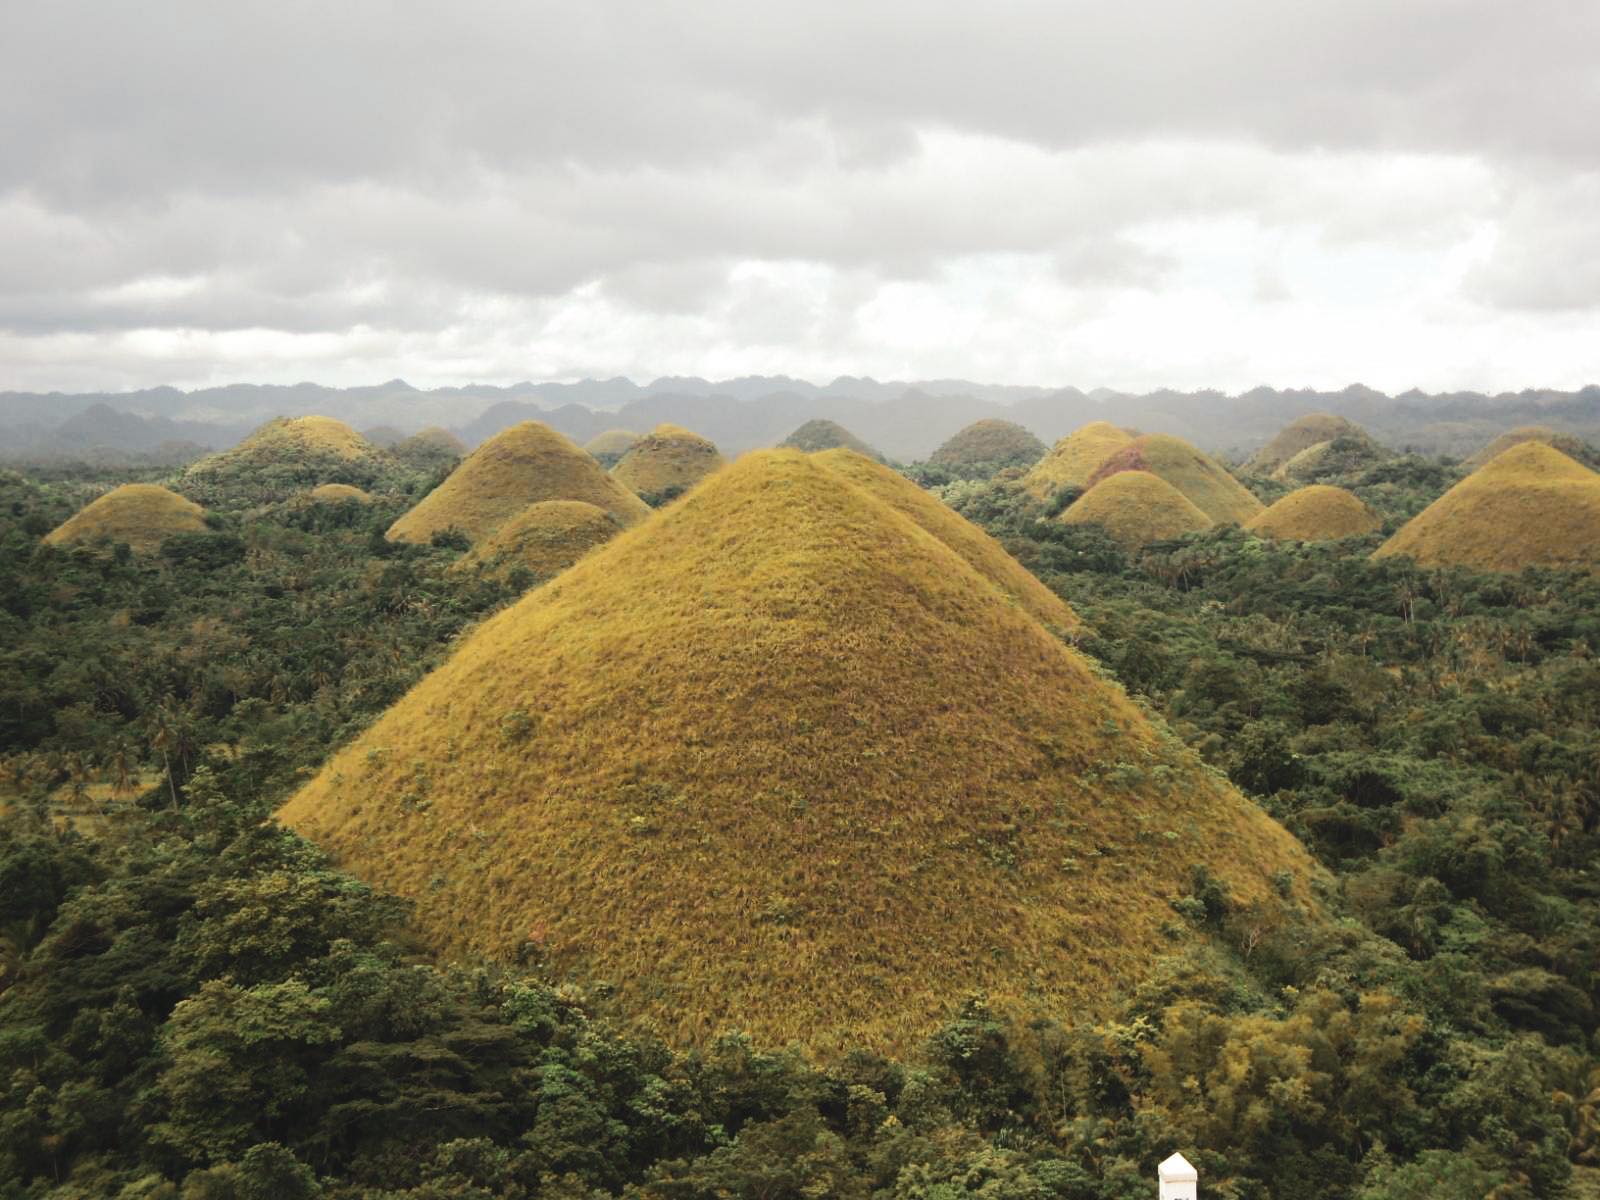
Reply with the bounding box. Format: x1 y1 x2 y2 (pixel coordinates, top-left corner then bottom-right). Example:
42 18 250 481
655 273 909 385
1088 434 1264 525
583 429 643 461
929 419 1047 469
388 421 651 545
1375 442 1600 572
391 427 467 469
44 484 209 554
1021 421 1135 500
1244 413 1363 474
1465 424 1591 469
1246 485 1380 541
190 415 379 472
308 483 373 504
280 449 1316 1057
1059 470 1213 549
456 499 621 578
813 449 1080 634
780 419 885 461
611 424 725 496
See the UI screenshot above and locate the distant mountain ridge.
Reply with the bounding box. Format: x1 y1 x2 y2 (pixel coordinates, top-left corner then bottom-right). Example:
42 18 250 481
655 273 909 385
3 376 1598 463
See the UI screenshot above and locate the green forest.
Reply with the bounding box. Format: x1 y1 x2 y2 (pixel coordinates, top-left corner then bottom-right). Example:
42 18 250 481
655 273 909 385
2 440 1598 1200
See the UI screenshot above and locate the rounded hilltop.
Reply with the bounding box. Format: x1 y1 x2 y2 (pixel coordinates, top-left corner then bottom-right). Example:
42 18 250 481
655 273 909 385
1245 413 1365 475
929 419 1047 471
1246 485 1380 542
390 427 467 470
308 483 372 504
1375 441 1600 572
1088 433 1265 525
1059 470 1212 549
279 448 1316 1056
1271 429 1386 484
610 423 724 501
1465 425 1597 470
455 499 621 579
1021 421 1135 500
583 429 642 468
44 484 209 554
779 418 885 462
179 415 387 505
387 421 650 546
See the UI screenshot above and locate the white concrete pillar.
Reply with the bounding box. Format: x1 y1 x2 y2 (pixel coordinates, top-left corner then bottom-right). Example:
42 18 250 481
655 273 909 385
1158 1152 1197 1200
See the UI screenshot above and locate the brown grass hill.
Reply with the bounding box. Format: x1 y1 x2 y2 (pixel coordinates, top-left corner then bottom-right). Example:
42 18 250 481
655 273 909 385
1245 485 1380 542
180 415 386 505
391 427 467 471
278 449 1316 1056
610 424 725 502
812 449 1079 635
308 483 373 505
779 419 886 462
1465 425 1599 471
1087 433 1264 526
1244 413 1365 475
44 483 209 554
455 500 621 579
929 419 1047 471
583 429 643 469
1374 442 1600 573
1021 421 1136 500
386 422 650 546
1059 471 1213 549
1271 430 1387 484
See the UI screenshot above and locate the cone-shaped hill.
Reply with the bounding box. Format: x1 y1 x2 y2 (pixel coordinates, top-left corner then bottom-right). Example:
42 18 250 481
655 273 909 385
308 483 373 504
44 483 209 554
812 449 1078 634
1088 434 1264 525
1465 425 1596 470
1245 413 1365 475
280 450 1314 1055
1375 442 1600 572
456 500 621 579
1246 485 1380 541
780 418 885 462
1060 471 1213 549
929 419 1047 470
611 424 725 500
583 429 643 468
1022 421 1135 500
1271 430 1387 484
391 427 467 471
387 422 650 545
181 416 386 505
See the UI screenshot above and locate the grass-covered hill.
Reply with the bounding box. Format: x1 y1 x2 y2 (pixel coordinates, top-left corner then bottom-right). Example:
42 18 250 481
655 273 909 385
582 428 643 468
387 421 650 546
1375 441 1600 572
929 418 1047 471
455 499 621 580
1246 485 1381 542
42 483 209 554
779 418 885 461
1059 470 1214 549
1466 424 1600 470
177 416 387 506
306 482 373 505
1271 430 1389 484
1087 433 1264 526
1021 421 1135 500
279 449 1313 1055
610 423 725 502
389 426 466 471
1244 413 1366 475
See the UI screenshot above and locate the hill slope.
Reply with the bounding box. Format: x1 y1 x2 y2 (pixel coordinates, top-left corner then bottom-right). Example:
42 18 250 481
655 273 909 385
780 418 885 462
1022 421 1135 500
1246 485 1380 541
387 422 650 545
391 427 466 470
456 499 621 578
1088 434 1264 525
1060 471 1213 549
1245 413 1365 474
179 415 386 505
583 429 643 468
279 450 1313 1055
611 424 724 499
1465 425 1597 470
43 483 209 553
1375 442 1600 572
929 419 1047 470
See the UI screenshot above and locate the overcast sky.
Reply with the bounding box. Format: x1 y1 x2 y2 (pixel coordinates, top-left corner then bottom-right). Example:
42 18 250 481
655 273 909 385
2 0 1598 394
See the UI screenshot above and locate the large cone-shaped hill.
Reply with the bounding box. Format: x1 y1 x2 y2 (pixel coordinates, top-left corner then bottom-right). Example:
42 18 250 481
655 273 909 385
1060 471 1213 549
181 416 385 504
387 422 650 545
44 483 209 553
391 427 467 471
280 450 1314 1055
929 419 1047 470
1022 421 1135 500
1374 442 1600 572
1245 413 1365 475
1246 485 1380 541
583 429 643 468
1465 425 1596 470
780 418 885 462
456 500 621 579
611 424 724 499
1088 434 1264 525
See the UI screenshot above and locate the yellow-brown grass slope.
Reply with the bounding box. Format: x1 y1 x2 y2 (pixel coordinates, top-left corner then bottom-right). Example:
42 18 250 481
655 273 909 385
610 424 724 498
44 484 208 554
1465 425 1592 469
812 449 1079 634
180 416 387 505
456 500 621 578
929 419 1047 469
1374 442 1600 572
1245 413 1364 474
780 419 885 462
308 483 373 504
1088 433 1264 525
391 427 467 470
1246 485 1380 541
583 429 643 468
1060 471 1213 549
279 450 1314 1056
387 422 650 545
1022 421 1135 499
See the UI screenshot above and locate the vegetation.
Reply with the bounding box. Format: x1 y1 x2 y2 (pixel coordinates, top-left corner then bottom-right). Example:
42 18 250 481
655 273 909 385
1088 434 1265 525
610 424 725 504
779 418 886 462
307 483 373 505
1059 471 1213 549
1466 424 1600 470
1245 413 1367 475
928 419 1047 473
1021 421 1134 500
1272 432 1389 484
583 429 643 468
456 499 622 580
43 484 210 555
1245 486 1380 542
179 417 389 507
389 427 467 473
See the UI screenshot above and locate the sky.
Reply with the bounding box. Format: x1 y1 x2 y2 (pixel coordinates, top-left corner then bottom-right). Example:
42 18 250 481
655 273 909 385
1 0 1598 395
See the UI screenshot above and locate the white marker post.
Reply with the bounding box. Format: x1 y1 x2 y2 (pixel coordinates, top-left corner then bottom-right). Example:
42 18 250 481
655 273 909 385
1158 1152 1198 1200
